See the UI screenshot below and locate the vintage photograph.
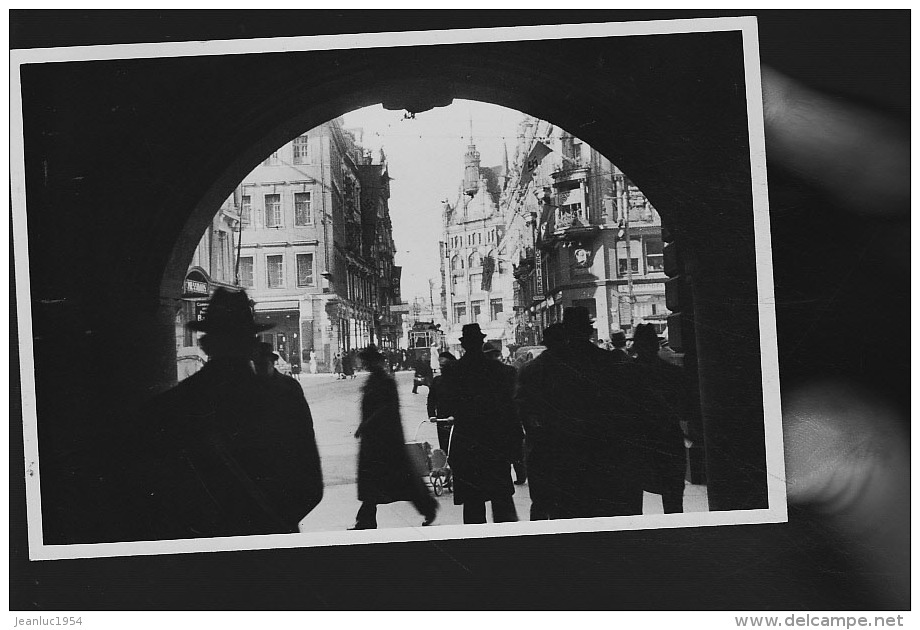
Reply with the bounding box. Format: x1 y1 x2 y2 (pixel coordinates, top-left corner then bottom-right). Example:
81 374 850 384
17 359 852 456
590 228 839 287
12 17 783 560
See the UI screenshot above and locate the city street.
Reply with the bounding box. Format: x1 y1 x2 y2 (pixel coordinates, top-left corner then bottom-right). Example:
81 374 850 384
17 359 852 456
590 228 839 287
297 369 437 487
296 370 708 532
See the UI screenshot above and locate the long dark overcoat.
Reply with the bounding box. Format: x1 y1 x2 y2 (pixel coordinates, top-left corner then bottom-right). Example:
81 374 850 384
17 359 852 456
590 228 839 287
355 369 431 508
631 356 688 496
426 361 461 452
516 341 645 518
131 358 324 540
449 352 523 505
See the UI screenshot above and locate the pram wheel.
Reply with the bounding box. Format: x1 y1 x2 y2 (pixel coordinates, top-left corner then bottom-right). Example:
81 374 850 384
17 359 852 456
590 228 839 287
431 474 444 496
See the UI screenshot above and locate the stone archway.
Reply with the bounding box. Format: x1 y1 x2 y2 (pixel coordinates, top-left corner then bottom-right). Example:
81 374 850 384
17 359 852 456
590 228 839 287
20 27 766 544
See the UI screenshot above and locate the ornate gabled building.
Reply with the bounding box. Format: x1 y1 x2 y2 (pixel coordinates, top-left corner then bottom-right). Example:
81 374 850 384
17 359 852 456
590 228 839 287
439 135 516 353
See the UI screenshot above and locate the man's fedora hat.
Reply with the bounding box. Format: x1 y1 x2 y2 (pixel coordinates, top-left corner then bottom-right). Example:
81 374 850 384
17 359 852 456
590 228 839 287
187 288 274 334
254 341 280 361
460 323 487 342
562 306 595 332
358 344 385 362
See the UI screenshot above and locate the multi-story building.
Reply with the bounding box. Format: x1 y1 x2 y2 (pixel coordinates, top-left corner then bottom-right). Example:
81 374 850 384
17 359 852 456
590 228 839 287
439 135 516 354
175 208 241 380
508 117 669 344
177 118 401 378
358 153 401 350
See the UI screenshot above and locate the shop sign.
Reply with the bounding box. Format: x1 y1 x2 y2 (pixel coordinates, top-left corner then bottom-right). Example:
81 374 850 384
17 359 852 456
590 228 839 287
533 248 544 302
184 279 209 296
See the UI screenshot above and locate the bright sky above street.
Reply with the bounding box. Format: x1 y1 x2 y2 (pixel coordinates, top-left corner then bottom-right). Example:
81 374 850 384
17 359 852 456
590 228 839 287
342 99 526 302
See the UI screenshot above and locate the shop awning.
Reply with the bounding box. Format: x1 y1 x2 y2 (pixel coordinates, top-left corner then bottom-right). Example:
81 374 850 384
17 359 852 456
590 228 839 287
254 300 300 312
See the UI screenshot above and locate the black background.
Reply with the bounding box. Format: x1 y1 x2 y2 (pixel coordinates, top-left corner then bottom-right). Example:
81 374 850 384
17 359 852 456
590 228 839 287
10 10 910 610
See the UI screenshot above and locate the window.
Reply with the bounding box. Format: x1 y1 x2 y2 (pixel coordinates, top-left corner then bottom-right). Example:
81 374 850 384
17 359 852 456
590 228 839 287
265 194 282 228
469 273 482 290
293 136 310 164
294 192 313 226
240 195 251 226
452 255 463 271
239 256 254 288
645 237 664 273
267 255 284 288
469 252 482 268
296 253 314 287
618 257 640 276
263 150 280 166
471 300 484 322
490 298 503 321
453 303 467 324
616 240 642 276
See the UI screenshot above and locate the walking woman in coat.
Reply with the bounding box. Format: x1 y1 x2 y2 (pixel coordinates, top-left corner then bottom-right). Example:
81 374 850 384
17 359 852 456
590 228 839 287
351 345 438 529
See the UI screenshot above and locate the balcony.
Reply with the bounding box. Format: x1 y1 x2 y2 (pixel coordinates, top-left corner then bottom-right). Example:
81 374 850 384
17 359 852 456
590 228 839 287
537 206 598 249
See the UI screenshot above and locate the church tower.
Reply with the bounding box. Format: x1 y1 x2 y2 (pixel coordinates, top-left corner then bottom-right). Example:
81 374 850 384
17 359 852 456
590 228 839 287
463 119 481 197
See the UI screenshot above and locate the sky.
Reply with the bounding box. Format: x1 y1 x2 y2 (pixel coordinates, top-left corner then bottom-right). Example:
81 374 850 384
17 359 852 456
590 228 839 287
342 99 526 303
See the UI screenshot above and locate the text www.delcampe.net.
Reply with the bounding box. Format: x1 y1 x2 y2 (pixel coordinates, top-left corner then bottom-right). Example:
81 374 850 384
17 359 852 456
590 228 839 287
735 616 905 629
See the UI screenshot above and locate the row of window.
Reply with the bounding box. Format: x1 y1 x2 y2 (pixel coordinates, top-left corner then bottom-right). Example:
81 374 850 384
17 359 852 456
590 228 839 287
453 298 504 324
239 191 314 228
262 135 312 166
238 252 315 290
614 237 664 276
448 227 501 251
346 269 376 308
451 272 496 291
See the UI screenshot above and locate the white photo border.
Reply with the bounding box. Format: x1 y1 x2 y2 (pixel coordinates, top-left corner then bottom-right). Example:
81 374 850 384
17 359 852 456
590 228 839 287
10 16 787 562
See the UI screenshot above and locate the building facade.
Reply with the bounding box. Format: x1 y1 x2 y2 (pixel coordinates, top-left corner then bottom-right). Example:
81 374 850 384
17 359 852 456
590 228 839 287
177 118 401 378
439 136 517 354
507 117 669 345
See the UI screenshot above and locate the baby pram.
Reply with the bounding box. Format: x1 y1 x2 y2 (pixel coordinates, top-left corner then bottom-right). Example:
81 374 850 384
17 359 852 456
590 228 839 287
406 418 454 496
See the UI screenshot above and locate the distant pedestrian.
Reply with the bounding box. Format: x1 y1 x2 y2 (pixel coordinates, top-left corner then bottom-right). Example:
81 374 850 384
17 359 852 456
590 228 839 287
412 353 433 394
609 330 629 363
351 345 438 529
343 350 356 379
308 351 318 374
631 323 689 513
333 352 343 379
450 324 523 524
427 351 460 453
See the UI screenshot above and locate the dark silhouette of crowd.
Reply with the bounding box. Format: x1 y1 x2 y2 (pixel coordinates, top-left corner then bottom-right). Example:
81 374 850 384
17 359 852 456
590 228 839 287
125 288 695 541
515 309 691 518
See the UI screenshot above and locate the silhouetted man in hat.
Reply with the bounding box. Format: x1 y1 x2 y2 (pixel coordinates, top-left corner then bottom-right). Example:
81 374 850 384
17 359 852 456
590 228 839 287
484 341 526 485
449 324 523 524
514 322 567 520
132 288 324 540
547 307 644 518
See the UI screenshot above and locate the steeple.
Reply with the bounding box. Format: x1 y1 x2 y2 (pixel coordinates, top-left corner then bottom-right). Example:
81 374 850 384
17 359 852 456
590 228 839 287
463 117 481 197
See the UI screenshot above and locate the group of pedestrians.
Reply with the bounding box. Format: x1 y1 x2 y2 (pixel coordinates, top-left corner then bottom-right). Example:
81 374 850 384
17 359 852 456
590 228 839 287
332 350 357 379
516 308 691 519
125 289 690 541
422 307 692 524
